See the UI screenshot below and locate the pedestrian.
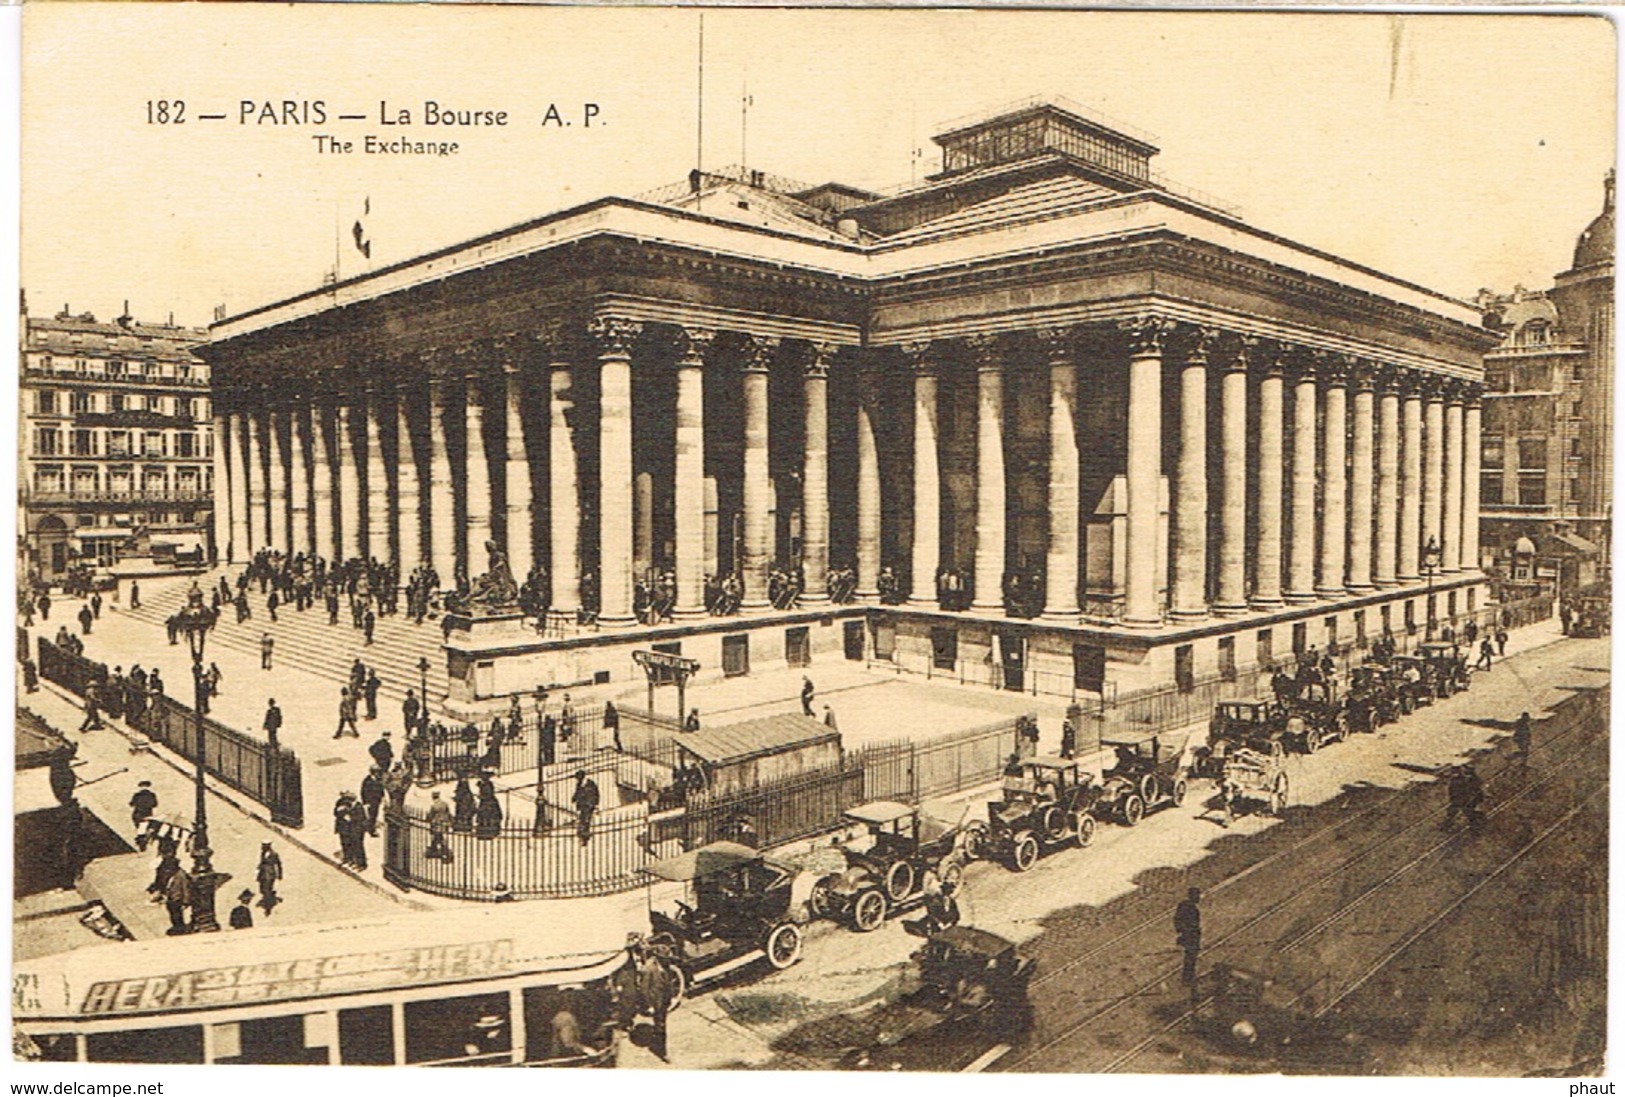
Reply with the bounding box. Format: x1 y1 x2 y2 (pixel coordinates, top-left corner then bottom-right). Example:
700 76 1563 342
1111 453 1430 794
426 790 454 862
1560 602 1573 636
89 591 102 620
37 591 50 621
635 944 675 1062
363 670 380 721
260 632 274 670
267 588 279 623
684 708 701 732
823 704 838 730
334 687 359 738
453 777 476 833
361 766 386 836
148 668 164 699
801 676 816 717
77 603 93 636
1495 628 1509 657
229 889 255 930
384 762 410 812
79 685 104 731
1060 718 1077 760
1443 764 1486 832
129 581 141 609
334 792 358 865
1174 887 1202 987
475 777 503 839
256 842 283 912
603 700 621 752
363 608 376 646
403 689 421 734
572 769 600 845
540 711 557 767
163 863 193 935
559 694 576 742
369 729 394 772
262 699 283 747
21 656 38 694
147 839 181 901
1513 711 1533 764
1477 637 1495 671
346 798 370 870
129 780 158 847
207 662 222 697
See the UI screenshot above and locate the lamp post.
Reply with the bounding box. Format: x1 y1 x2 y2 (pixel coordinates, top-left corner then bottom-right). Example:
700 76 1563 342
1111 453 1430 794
174 585 222 932
417 656 430 723
1421 535 1442 641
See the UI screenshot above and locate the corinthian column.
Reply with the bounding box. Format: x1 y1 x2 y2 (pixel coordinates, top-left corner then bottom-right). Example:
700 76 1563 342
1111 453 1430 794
463 372 493 578
1398 376 1424 582
968 334 1007 615
1442 383 1465 574
310 401 334 561
1171 328 1214 620
738 335 776 612
1421 378 1445 570
502 363 533 585
1252 350 1286 609
1038 328 1080 620
337 403 361 561
1347 365 1376 591
801 343 834 604
855 365 883 601
1316 357 1349 597
226 412 249 563
1462 391 1483 572
289 398 310 555
906 345 940 606
1286 355 1318 604
546 336 580 614
427 376 457 586
266 408 287 554
672 327 712 618
592 315 642 627
212 410 231 563
396 385 421 569
1214 339 1249 615
1374 369 1401 587
244 407 263 554
1121 316 1171 628
365 389 388 563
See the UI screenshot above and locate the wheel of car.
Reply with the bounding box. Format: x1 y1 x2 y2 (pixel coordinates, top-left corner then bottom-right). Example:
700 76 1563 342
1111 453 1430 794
1041 805 1070 843
1171 779 1188 807
808 878 833 920
938 857 964 891
664 962 688 1011
959 820 988 862
1304 729 1321 754
1400 693 1415 715
1121 794 1144 827
852 888 887 933
884 860 916 902
1072 811 1096 848
1011 832 1040 872
764 922 803 969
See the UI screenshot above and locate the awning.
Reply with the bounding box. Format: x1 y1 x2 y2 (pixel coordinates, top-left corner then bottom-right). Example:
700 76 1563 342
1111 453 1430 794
151 531 205 552
1549 531 1601 555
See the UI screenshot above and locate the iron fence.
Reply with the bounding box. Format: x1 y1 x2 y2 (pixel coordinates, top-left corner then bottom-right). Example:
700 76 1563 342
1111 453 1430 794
37 636 304 828
852 716 1024 801
419 703 682 784
678 761 868 850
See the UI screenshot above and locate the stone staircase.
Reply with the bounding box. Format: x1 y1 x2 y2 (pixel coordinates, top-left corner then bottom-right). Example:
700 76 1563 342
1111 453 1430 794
125 571 454 716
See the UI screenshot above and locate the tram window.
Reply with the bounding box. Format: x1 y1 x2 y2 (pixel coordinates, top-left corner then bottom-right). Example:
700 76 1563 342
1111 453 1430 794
86 1024 203 1064
340 1005 395 1065
212 1014 329 1064
524 985 611 1062
404 991 510 1064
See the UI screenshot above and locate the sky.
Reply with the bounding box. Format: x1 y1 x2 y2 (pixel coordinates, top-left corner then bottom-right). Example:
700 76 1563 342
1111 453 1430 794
20 5 1617 329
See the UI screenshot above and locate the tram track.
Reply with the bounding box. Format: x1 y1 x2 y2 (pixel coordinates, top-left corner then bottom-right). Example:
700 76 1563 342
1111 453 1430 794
995 691 1608 1073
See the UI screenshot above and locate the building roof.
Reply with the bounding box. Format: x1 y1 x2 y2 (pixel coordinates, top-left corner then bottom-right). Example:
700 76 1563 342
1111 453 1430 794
16 709 73 770
1572 170 1614 270
25 313 207 364
676 713 839 766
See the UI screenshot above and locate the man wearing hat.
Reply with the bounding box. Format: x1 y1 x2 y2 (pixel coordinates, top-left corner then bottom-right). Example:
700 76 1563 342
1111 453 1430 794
369 729 394 772
571 769 600 846
129 780 158 848
256 842 283 912
229 890 255 930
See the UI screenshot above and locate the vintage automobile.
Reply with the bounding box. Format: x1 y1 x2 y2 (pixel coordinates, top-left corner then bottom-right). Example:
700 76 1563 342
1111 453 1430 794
1192 963 1367 1068
1198 700 1288 779
1093 734 1190 825
1343 665 1395 733
642 841 818 997
912 926 1036 1020
1387 654 1437 710
1417 641 1470 697
1570 592 1611 638
809 799 981 932
1283 690 1348 754
979 756 1102 871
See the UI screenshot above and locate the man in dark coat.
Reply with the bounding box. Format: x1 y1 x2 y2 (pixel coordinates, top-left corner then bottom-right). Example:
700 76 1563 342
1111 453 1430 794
403 689 421 735
800 676 815 717
540 712 557 767
1513 711 1534 765
572 770 600 846
77 603 93 636
363 670 381 720
360 766 386 836
164 865 193 935
262 699 283 749
229 889 255 930
256 842 283 911
369 730 394 772
130 780 158 846
1174 887 1202 987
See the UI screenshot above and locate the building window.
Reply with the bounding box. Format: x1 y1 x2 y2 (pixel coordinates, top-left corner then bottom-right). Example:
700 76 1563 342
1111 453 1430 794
1217 636 1237 682
107 431 130 457
177 433 196 458
1292 622 1307 656
35 390 57 415
110 393 126 413
70 391 92 413
1572 400 1583 419
144 431 164 457
1481 435 1504 470
33 467 63 493
35 428 60 456
1174 645 1195 693
71 429 94 456
1257 629 1274 669
1570 478 1582 503
1572 362 1585 382
1517 437 1546 470
1518 474 1546 506
107 359 125 378
1354 609 1367 648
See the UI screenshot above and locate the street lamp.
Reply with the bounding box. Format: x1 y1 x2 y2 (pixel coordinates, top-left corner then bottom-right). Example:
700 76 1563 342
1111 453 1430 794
1421 535 1442 641
417 656 430 721
174 585 222 932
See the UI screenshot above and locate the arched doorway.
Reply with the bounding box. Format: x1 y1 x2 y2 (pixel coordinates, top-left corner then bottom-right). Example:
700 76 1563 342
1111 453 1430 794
34 515 70 580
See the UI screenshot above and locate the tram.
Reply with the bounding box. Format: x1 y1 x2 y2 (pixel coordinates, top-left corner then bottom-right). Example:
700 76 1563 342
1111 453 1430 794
13 903 630 1067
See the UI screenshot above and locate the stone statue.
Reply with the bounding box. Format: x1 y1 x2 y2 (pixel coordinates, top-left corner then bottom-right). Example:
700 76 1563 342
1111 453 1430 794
463 540 520 613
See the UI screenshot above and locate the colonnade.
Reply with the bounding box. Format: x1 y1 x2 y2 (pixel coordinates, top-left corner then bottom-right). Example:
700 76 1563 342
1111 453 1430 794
215 311 1483 630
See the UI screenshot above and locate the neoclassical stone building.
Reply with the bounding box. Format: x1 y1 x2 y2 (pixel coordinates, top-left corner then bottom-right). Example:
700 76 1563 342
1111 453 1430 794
203 100 1496 699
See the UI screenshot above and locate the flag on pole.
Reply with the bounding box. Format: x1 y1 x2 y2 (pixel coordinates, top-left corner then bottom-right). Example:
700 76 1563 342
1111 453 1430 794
352 197 371 259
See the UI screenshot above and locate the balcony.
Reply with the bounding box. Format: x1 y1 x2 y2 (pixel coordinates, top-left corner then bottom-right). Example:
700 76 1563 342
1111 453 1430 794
75 410 195 429
28 488 211 506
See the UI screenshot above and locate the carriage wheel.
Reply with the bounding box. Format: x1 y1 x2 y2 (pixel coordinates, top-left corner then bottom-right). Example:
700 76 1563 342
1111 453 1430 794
1304 729 1322 754
938 858 964 891
852 888 888 933
1073 812 1097 848
1171 779 1188 807
1011 832 1040 872
808 878 834 920
765 922 803 969
1041 805 1071 843
1121 795 1145 827
959 821 988 863
664 962 689 1011
884 860 916 902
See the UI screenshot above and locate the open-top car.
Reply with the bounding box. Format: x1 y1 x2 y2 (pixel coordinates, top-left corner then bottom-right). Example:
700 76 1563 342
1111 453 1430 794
1417 641 1470 696
642 841 818 998
810 799 981 931
1093 734 1190 825
1282 689 1348 753
1345 665 1400 732
980 756 1102 871
1388 654 1436 710
912 926 1036 1020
